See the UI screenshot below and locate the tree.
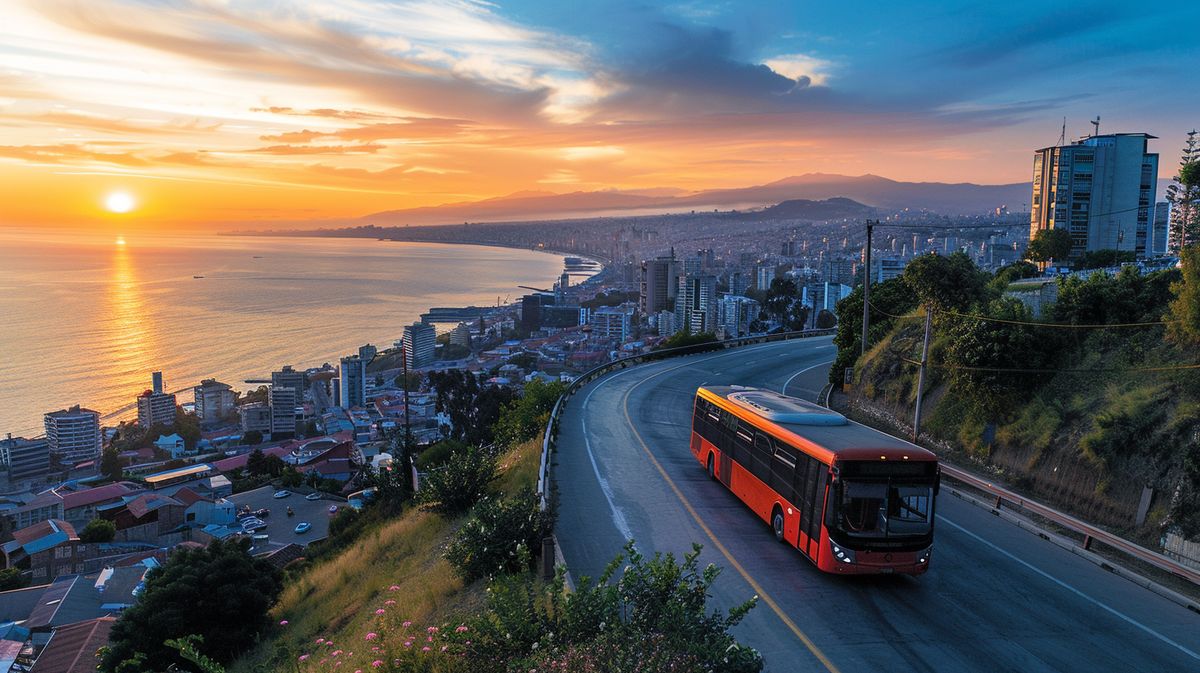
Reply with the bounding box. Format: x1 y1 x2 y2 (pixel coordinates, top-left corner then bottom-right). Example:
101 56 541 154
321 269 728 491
1166 130 1200 252
80 518 117 543
1025 227 1073 264
245 448 265 476
174 408 201 450
944 297 1055 415
902 251 989 313
829 277 918 385
417 444 497 516
1075 249 1136 270
100 447 123 482
241 429 263 446
0 568 28 592
1166 245 1200 346
100 538 283 672
493 378 566 448
990 260 1040 290
815 309 837 329
279 465 303 487
428 370 514 446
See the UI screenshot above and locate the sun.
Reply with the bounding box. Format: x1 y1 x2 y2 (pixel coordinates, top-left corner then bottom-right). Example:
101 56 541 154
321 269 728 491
105 191 136 214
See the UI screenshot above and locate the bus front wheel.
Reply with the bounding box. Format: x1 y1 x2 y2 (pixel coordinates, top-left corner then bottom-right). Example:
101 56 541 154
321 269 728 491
771 507 785 543
706 454 715 480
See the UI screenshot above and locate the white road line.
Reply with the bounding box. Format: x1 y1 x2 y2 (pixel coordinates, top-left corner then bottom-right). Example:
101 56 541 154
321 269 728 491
581 374 635 542
781 359 835 395
938 516 1200 662
573 338 832 547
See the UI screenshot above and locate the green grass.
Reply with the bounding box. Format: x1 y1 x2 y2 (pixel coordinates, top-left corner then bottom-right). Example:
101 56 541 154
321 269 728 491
230 436 544 673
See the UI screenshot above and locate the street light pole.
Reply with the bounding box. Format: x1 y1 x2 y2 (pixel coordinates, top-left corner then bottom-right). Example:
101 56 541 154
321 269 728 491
912 307 933 443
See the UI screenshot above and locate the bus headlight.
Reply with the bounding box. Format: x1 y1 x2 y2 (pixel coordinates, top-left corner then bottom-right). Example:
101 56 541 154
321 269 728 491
918 547 932 564
831 542 854 564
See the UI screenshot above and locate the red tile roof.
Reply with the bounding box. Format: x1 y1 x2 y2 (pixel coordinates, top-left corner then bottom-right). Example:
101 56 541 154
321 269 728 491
59 483 140 511
171 487 208 507
11 519 76 546
30 616 116 673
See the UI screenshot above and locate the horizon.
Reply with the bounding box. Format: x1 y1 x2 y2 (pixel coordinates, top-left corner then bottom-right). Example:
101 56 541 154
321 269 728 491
1 1 1197 231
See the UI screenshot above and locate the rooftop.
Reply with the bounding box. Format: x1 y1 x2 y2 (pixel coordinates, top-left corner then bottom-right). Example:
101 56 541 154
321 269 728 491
29 616 116 673
143 464 212 485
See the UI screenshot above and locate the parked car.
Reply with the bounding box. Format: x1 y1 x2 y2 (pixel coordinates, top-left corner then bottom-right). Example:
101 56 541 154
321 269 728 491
273 490 291 499
252 508 270 518
305 492 321 501
294 522 311 534
241 518 266 532
328 505 338 515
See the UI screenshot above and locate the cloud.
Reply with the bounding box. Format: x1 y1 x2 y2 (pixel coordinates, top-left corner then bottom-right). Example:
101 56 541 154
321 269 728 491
762 53 833 86
248 143 385 155
258 117 475 143
0 143 148 166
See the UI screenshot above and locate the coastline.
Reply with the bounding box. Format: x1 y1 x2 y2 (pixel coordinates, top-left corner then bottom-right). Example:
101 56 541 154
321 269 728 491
4 236 586 438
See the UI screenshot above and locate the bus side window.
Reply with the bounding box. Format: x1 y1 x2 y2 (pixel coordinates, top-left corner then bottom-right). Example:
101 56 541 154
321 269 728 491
752 431 772 483
795 455 811 533
804 457 825 542
772 443 797 503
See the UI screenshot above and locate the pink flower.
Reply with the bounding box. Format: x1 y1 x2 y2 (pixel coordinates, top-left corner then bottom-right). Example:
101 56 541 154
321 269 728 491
388 585 400 591
371 661 384 668
331 650 342 657
375 609 386 615
384 600 396 606
441 645 448 652
455 625 469 633
298 654 310 662
421 647 431 652
316 638 325 645
372 646 380 652
365 633 378 641
426 636 433 643
279 620 289 626
401 620 412 628
403 641 413 648
426 626 439 634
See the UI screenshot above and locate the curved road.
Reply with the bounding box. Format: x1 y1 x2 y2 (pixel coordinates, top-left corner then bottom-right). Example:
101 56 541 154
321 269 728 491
554 336 1199 672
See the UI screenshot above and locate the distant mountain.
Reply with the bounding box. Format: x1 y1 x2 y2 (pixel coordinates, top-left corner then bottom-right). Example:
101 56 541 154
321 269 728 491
737 197 876 221
360 173 1031 225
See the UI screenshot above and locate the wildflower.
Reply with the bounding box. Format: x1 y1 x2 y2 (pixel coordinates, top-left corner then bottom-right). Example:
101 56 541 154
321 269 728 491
372 660 384 668
331 650 342 657
441 645 449 652
422 646 431 652
365 633 378 641
279 620 289 626
372 646 380 652
455 625 469 633
298 654 310 662
389 585 400 591
402 620 412 628
316 638 325 645
375 609 386 615
384 599 396 606
427 626 439 634
404 641 413 648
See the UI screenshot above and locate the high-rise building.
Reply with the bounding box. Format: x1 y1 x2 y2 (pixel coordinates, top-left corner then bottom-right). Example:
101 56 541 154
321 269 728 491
676 274 718 334
589 303 636 341
871 258 908 283
194 379 234 424
640 254 679 315
403 322 437 369
44 405 101 465
339 355 366 409
1 434 50 480
136 372 176 429
358 344 377 363
654 310 678 337
1151 201 1171 256
717 295 760 338
449 322 472 348
756 265 777 291
272 366 307 398
729 270 750 297
1030 133 1159 260
239 402 272 435
268 386 297 438
822 258 855 286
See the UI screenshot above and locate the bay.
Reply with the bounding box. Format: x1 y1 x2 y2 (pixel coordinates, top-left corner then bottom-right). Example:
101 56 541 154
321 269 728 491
0 229 566 437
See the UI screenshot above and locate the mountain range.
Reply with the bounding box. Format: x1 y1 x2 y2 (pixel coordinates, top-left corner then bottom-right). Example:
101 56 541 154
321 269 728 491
360 173 1033 226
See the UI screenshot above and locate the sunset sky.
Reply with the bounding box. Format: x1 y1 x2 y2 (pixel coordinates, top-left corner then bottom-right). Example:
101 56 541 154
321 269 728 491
1 0 1197 230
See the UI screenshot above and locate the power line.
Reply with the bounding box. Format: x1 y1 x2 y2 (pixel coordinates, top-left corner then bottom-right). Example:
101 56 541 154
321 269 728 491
866 300 1176 329
898 356 1200 375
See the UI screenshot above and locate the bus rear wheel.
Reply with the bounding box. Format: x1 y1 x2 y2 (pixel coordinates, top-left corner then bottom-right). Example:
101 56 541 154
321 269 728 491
706 454 715 480
771 507 785 543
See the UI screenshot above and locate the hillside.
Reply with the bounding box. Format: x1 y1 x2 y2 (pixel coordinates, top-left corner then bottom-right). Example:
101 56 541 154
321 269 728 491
359 173 1029 225
830 259 1200 544
735 196 876 221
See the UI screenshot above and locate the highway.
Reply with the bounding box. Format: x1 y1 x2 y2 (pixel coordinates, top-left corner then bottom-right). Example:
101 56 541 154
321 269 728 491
554 336 1200 673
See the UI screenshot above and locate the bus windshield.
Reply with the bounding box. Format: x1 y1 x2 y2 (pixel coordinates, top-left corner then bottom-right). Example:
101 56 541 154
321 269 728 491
835 481 933 539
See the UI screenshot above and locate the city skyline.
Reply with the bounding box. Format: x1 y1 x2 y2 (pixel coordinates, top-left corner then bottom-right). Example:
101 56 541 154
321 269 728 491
1 0 1197 231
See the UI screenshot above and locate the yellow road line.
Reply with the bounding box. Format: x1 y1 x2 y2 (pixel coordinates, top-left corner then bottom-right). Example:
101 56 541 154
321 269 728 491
618 356 843 673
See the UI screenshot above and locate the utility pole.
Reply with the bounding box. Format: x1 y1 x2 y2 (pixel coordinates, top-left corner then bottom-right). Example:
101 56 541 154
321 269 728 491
912 307 933 443
401 346 414 495
860 220 876 356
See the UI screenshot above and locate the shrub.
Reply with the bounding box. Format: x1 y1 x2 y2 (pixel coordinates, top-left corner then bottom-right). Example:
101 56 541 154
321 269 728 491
79 518 116 543
417 445 496 516
493 379 565 448
446 487 555 582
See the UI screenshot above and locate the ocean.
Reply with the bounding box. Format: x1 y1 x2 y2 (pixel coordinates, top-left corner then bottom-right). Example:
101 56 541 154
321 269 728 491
0 229 568 437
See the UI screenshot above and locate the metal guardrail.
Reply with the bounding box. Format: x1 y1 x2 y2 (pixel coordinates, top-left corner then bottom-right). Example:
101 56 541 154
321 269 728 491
535 329 835 512
940 463 1200 587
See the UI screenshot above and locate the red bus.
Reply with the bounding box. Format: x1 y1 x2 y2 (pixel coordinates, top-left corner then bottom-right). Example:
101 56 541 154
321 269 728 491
691 385 938 575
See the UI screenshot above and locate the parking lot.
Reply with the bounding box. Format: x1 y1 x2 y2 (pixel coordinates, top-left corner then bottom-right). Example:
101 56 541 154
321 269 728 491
228 485 339 547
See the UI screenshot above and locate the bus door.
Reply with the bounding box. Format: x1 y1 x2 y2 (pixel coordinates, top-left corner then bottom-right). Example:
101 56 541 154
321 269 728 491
794 454 827 559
